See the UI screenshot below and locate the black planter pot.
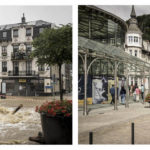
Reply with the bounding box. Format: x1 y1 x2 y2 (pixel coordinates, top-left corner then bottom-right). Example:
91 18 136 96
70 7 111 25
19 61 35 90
40 113 72 144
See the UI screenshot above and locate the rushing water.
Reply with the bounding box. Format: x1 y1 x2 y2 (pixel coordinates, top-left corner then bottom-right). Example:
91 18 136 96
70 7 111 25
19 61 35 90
0 105 41 144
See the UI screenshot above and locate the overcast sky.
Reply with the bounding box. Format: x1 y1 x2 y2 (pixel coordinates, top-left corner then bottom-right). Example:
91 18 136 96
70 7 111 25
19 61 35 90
0 6 72 26
98 5 150 21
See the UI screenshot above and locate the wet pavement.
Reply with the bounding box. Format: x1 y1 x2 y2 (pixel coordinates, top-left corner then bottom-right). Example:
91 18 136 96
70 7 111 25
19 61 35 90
79 100 150 144
0 95 71 144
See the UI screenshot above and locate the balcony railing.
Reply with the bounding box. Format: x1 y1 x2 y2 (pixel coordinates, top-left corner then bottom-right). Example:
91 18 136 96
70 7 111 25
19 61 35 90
8 70 38 76
1 52 7 56
11 52 32 60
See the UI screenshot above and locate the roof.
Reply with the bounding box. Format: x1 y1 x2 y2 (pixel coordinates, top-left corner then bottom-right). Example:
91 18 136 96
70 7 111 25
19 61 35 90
0 20 52 31
127 6 142 35
79 36 150 70
130 5 136 18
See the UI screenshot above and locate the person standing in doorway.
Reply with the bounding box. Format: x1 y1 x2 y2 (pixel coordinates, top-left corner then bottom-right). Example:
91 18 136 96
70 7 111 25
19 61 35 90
120 86 126 104
110 85 115 104
141 84 144 102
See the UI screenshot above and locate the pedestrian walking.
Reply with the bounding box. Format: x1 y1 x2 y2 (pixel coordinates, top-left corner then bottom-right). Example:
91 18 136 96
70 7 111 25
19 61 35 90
120 86 126 104
135 86 140 102
110 85 115 104
141 84 144 101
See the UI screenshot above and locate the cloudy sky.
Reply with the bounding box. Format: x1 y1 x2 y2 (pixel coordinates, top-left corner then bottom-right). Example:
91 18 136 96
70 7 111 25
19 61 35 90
98 5 150 21
0 6 72 26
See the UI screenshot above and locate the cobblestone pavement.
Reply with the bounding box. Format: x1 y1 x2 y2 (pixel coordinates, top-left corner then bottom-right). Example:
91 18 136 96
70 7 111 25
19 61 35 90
0 95 71 144
79 102 150 144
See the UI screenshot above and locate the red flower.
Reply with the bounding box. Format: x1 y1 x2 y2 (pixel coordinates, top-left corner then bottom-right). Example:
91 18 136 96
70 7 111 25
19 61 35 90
62 110 67 113
65 113 71 117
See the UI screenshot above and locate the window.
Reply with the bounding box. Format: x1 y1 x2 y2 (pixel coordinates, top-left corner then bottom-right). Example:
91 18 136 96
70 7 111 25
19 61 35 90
13 29 18 37
2 61 7 72
135 50 137 57
39 28 44 33
134 36 138 43
110 38 115 45
26 44 32 52
129 36 133 43
38 65 45 71
26 28 32 36
129 49 132 55
2 32 7 38
13 45 19 53
26 61 32 74
2 46 7 56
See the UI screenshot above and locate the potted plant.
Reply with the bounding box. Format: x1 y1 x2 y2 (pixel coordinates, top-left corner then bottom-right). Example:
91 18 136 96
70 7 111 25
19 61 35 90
35 100 72 144
145 93 150 102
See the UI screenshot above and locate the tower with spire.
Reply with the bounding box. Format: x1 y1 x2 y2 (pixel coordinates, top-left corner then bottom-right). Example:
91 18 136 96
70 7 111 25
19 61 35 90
125 5 143 87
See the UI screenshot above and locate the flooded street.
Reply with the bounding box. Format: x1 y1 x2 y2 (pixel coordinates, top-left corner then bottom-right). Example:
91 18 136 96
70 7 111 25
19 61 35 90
0 97 46 144
0 95 71 144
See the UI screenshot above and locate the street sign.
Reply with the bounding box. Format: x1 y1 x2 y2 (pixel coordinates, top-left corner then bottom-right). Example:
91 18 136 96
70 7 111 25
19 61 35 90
45 86 53 89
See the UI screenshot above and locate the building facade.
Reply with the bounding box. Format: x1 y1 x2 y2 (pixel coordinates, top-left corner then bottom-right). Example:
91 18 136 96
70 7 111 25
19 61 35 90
78 5 127 102
125 6 150 90
0 14 70 96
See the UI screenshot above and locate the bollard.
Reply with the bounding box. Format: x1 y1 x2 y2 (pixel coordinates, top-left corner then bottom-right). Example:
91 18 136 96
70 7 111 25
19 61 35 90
131 123 134 144
89 132 93 144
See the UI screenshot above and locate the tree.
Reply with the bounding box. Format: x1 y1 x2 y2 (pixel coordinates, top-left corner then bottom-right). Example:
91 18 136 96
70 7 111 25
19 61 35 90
32 24 72 101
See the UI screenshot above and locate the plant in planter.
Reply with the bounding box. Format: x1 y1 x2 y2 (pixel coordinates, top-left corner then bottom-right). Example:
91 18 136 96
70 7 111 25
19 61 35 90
35 100 72 144
145 93 150 102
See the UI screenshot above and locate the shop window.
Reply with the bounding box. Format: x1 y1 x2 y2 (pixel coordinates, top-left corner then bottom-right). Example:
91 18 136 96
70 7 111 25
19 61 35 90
129 49 132 55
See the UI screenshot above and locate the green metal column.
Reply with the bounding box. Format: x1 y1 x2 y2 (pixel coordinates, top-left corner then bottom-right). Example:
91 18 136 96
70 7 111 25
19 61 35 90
83 52 87 116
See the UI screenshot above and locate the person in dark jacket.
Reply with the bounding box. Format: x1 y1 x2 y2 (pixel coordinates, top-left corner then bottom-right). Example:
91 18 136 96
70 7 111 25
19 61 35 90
120 86 126 104
110 85 115 104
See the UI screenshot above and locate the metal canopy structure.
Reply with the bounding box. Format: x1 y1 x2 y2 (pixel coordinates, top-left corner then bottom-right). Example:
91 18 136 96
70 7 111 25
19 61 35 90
78 5 150 116
79 36 150 70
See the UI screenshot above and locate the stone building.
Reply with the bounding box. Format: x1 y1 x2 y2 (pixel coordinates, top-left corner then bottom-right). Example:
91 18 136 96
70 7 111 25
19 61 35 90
125 6 150 90
0 14 70 96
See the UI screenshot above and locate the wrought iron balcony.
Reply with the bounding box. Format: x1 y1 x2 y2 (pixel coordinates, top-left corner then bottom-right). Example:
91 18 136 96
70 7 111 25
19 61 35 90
11 51 32 60
8 70 39 76
1 52 7 56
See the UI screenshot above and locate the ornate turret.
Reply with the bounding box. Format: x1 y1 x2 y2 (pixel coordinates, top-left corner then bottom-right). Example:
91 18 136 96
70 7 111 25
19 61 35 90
21 13 26 24
127 5 142 35
130 5 136 18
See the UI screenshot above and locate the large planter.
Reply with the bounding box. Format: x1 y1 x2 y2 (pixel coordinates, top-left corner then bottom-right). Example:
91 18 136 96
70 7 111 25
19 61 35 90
40 113 72 144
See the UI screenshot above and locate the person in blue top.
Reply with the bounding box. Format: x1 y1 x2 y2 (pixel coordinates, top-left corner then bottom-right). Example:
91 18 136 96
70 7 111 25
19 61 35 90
110 85 115 104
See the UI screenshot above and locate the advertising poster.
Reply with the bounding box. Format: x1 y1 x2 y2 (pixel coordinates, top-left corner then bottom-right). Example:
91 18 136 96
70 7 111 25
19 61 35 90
92 77 108 104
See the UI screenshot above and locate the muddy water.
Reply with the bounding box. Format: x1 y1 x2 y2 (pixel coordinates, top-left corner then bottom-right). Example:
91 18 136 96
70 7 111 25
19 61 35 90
0 105 41 144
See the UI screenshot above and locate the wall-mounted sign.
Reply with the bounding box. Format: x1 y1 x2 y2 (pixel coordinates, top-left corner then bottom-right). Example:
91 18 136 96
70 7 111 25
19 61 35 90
2 82 6 94
19 79 26 83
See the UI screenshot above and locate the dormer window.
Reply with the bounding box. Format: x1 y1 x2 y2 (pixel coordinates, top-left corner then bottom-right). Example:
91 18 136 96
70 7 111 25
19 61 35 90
2 32 7 38
26 28 32 36
39 27 44 34
13 29 18 37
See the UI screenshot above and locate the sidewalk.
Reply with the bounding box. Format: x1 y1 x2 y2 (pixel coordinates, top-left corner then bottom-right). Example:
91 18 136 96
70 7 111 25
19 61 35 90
79 101 150 144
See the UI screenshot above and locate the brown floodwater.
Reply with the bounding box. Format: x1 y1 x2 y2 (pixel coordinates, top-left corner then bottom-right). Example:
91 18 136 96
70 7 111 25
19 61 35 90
0 105 41 144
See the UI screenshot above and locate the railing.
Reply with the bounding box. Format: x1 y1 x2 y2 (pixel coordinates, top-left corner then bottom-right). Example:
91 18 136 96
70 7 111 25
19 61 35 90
8 70 38 76
11 52 31 60
2 52 7 56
